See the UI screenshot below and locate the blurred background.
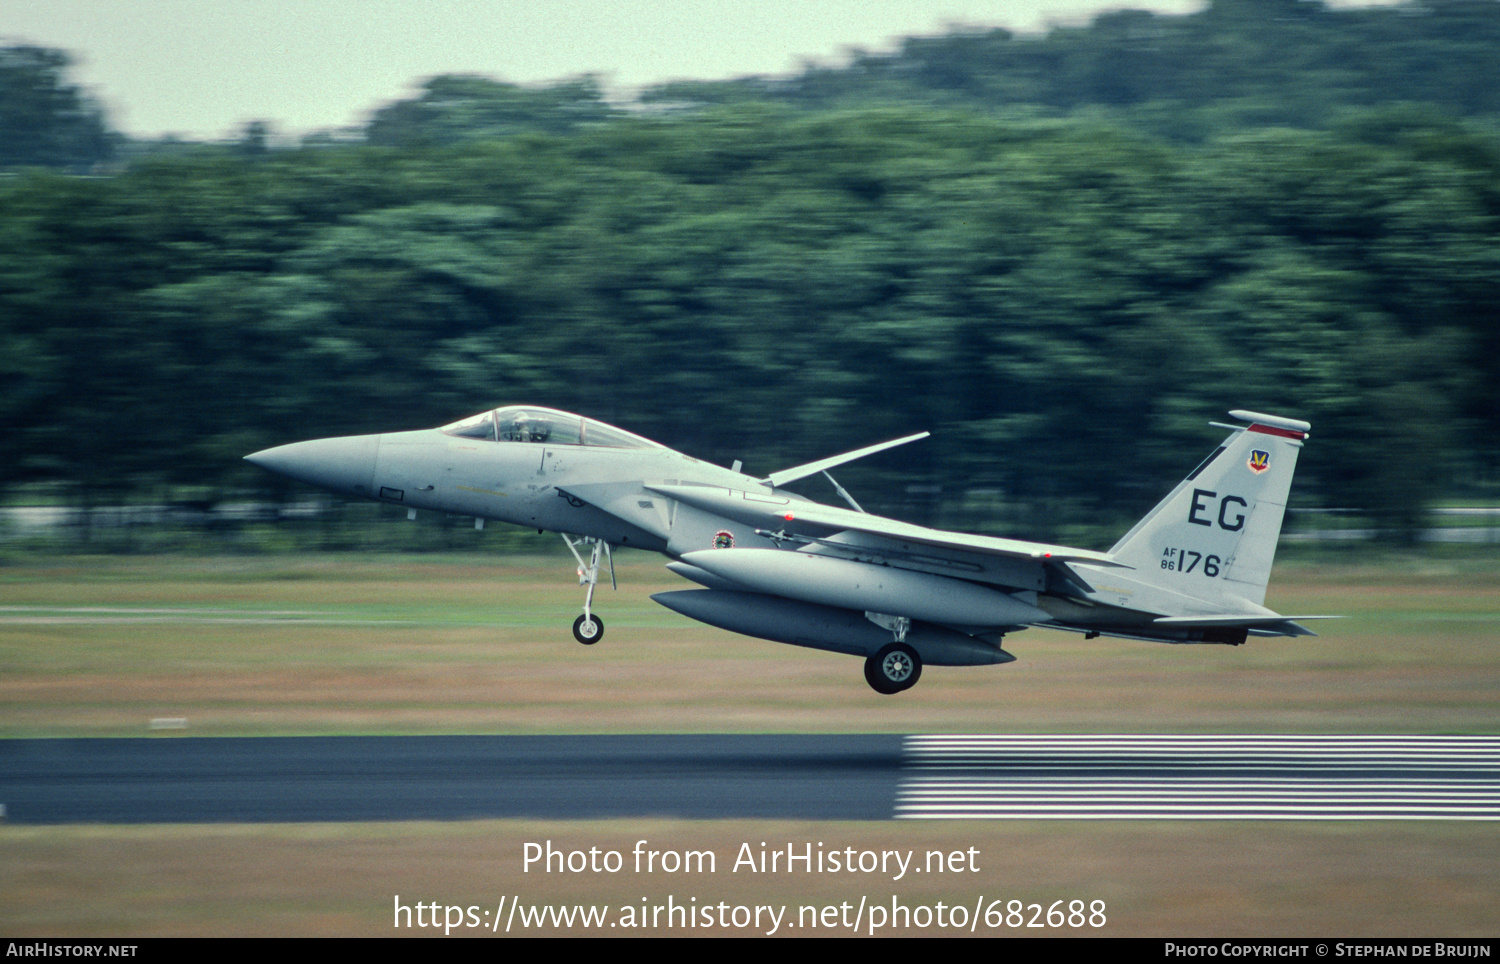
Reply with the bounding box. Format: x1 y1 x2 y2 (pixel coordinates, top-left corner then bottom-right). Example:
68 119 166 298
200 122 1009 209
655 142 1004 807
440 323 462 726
1 0 1497 556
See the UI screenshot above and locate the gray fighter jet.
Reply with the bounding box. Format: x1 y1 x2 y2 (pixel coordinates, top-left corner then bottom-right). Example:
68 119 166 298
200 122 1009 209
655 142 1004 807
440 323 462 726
246 407 1330 694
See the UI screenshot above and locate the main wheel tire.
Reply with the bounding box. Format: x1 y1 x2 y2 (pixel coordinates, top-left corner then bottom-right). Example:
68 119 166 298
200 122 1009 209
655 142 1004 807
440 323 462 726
866 642 922 694
864 655 900 694
572 613 604 645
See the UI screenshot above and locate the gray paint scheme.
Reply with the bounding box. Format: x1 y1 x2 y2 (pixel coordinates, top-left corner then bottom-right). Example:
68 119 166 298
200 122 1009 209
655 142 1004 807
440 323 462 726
246 406 1332 693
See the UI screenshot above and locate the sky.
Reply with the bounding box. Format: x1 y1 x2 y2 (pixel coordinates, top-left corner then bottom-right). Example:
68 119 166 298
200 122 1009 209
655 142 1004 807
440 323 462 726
2 0 1401 140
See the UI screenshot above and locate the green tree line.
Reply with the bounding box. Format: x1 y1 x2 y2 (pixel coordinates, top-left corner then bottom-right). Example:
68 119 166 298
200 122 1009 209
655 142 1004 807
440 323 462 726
1 1 1497 544
644 0 1500 142
3 107 1495 539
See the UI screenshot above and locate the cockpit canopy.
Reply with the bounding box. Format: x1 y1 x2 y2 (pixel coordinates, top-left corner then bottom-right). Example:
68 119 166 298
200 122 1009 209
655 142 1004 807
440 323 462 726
440 406 661 450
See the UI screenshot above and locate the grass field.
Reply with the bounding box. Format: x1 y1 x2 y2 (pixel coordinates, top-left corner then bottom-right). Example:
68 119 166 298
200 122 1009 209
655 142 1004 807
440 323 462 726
2 552 1497 936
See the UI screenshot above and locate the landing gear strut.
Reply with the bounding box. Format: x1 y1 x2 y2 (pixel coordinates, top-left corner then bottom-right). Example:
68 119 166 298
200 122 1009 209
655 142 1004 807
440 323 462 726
562 534 614 645
865 641 922 695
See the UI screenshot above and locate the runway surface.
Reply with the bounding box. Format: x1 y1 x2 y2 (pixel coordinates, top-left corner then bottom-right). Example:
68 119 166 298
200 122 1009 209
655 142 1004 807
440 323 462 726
2 734 1496 824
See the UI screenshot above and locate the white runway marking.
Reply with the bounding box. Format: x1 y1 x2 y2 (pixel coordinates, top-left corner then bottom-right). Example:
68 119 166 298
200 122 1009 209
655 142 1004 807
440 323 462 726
898 735 1500 820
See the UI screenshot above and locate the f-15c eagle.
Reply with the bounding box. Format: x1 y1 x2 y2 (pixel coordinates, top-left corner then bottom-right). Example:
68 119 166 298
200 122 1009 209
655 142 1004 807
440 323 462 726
247 408 1330 694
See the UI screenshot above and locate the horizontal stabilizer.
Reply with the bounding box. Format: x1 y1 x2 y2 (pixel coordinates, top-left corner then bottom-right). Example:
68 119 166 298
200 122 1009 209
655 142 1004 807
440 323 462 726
1152 614 1339 637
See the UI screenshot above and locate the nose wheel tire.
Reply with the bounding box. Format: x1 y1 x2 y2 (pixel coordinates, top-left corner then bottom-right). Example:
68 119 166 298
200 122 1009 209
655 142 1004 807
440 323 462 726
572 613 604 645
865 642 921 694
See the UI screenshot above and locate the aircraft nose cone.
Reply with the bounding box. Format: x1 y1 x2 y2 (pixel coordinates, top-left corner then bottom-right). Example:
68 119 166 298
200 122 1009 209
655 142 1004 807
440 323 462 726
244 435 379 496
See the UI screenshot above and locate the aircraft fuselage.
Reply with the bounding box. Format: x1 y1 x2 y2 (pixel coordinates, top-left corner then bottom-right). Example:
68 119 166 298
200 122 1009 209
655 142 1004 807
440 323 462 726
246 406 1326 693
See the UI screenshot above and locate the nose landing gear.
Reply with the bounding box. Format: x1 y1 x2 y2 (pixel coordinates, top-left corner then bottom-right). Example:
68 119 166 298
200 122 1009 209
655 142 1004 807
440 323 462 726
563 534 614 645
572 612 604 644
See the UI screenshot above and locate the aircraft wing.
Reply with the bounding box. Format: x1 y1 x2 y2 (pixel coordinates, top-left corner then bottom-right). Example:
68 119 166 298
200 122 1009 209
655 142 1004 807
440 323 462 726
645 483 1123 568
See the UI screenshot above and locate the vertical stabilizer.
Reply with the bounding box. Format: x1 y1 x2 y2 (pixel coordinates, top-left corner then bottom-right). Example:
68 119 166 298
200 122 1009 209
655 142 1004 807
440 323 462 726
1109 411 1309 606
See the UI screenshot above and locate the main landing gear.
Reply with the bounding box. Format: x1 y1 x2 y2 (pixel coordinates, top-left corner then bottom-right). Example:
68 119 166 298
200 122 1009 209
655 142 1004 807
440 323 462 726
864 641 922 695
861 613 922 694
563 534 614 645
